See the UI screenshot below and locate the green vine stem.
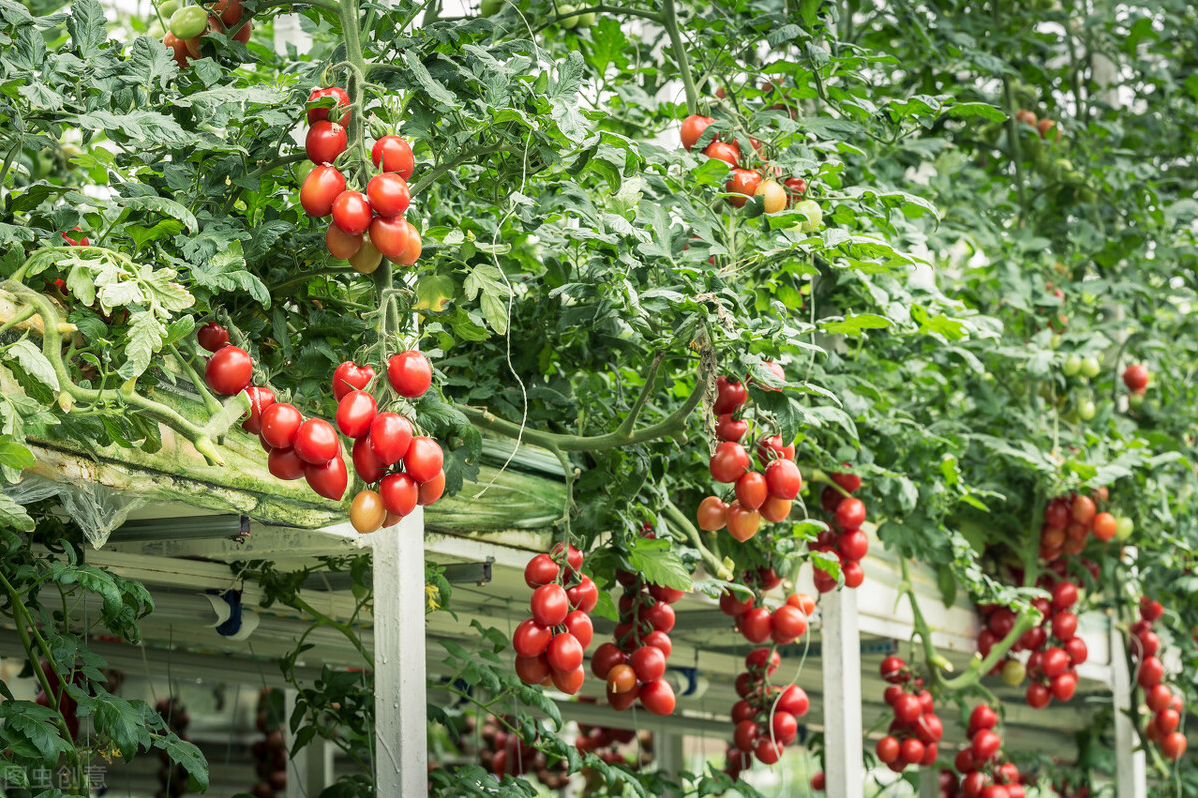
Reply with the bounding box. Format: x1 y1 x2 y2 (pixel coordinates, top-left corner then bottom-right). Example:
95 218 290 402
167 344 223 417
662 0 698 115
663 499 731 579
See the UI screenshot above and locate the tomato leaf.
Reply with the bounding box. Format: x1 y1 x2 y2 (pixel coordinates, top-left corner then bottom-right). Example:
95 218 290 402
627 537 692 591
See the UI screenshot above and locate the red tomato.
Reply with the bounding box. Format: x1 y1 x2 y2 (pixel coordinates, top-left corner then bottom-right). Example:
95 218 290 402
771 605 807 642
336 391 377 438
351 436 385 483
563 610 592 648
893 693 922 724
725 168 762 208
630 645 666 682
772 710 798 745
714 376 748 414
842 560 864 588
643 600 675 633
715 413 748 441
754 736 782 764
710 441 750 483
197 322 229 352
726 502 761 541
833 497 866 529
241 386 275 434
738 607 772 643
546 632 583 672
784 177 807 203
838 529 869 562
304 455 347 500
1051 610 1078 640
971 729 1001 761
417 470 445 505
1064 636 1088 664
306 86 350 125
880 655 907 683
566 576 598 612
777 684 808 717
368 413 414 465
512 618 551 658
530 583 569 627
1042 647 1069 677
514 654 550 685
756 434 796 463
875 736 900 764
1123 363 1149 392
719 590 754 617
326 222 363 259
916 713 943 744
696 496 728 530
387 350 432 397
1050 671 1077 701
639 678 675 716
591 642 626 679
1162 731 1187 760
331 191 373 235
1051 580 1078 609
267 447 305 480
371 135 415 180
745 646 780 675
404 436 443 483
204 346 252 395
733 720 758 752
366 173 410 217
305 121 347 165
332 361 375 400
260 402 302 448
703 140 740 167
379 472 418 517
734 471 768 510
764 459 802 500
1141 596 1165 621
524 553 560 588
293 419 339 465
230 20 251 44
396 220 422 266
679 114 714 150
300 165 346 217
642 630 672 656
830 470 861 492
760 496 791 523
551 666 584 695
367 215 409 259
1146 684 1172 713
969 704 997 730
1138 656 1164 688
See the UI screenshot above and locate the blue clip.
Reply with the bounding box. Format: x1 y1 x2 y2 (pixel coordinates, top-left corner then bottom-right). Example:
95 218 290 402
209 589 243 636
669 666 699 696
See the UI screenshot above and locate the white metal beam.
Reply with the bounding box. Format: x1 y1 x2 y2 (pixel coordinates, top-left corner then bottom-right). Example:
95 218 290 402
1111 628 1146 798
821 588 863 798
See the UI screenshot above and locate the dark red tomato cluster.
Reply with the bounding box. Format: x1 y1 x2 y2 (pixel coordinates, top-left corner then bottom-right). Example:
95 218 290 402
696 368 799 543
162 0 251 71
1132 596 1187 760
249 688 286 798
678 114 807 212
513 544 598 696
1039 489 1117 557
946 705 1028 798
573 720 652 769
590 568 681 716
874 656 942 774
719 585 813 647
299 90 422 275
1122 363 1150 395
722 642 807 775
813 468 868 592
477 715 568 787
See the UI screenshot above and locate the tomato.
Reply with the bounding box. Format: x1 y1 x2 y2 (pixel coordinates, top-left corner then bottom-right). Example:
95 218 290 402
368 413 413 465
719 590 753 617
745 646 780 675
349 236 382 274
1044 498 1072 529
754 736 782 764
1123 363 1149 391
515 654 550 685
300 165 346 217
971 728 1001 761
563 610 592 648
551 666 584 695
733 720 758 753
1050 580 1077 609
784 177 807 203
756 496 789 523
639 678 675 716
550 542 584 572
1050 671 1077 701
760 458 799 500
899 738 924 766
371 135 415 180
197 322 229 352
396 220 422 266
306 86 350 125
1090 511 1116 541
387 350 432 397
726 501 761 541
591 643 625 679
755 179 787 213
305 121 347 165
417 470 445 505
1140 596 1165 621
260 402 302 448
811 773 825 791
566 576 598 612
366 173 410 217
1137 656 1164 688
714 376 747 414
267 447 305 480
710 441 750 483
756 434 795 464
331 191 373 235
770 605 806 643
209 0 242 25
546 632 583 672
679 114 714 151
696 496 728 530
1069 494 1096 524
793 199 822 232
170 6 208 38
771 710 798 745
643 600 675 633
647 585 683 606
1041 647 1069 678
630 645 666 682
1064 636 1087 665
1161 731 1187 760
738 607 772 643
351 437 385 483
349 489 385 533
1051 610 1077 640
512 618 551 657
607 663 636 694
304 455 347 500
703 140 740 167
734 471 768 510
326 222 362 259
293 419 338 465
230 19 251 43
874 735 900 764
641 630 672 657
880 656 907 683
530 583 569 627
893 693 921 724
404 436 443 482
163 32 191 68
367 215 409 259
838 529 868 562
843 560 865 588
241 386 275 434
336 390 377 438
204 346 252 395
1138 630 1161 656
1146 684 1172 713
725 168 762 208
332 362 375 400
524 553 560 588
715 413 747 442
775 684 808 718
833 496 866 529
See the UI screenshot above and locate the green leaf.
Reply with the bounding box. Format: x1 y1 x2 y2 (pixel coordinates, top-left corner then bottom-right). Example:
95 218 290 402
401 51 457 107
118 310 166 380
462 263 510 335
627 538 692 591
114 196 198 233
820 313 891 336
5 339 60 391
949 102 1006 121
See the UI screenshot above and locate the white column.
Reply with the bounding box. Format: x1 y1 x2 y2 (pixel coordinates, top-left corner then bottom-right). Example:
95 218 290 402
1111 628 1146 798
821 587 863 798
369 510 428 798
656 731 684 796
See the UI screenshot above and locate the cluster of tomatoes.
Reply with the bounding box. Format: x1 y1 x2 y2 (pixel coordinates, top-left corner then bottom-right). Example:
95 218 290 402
945 706 1028 798
1014 109 1060 142
162 0 250 70
678 114 820 230
1132 596 1187 760
156 697 192 798
696 371 801 543
249 689 287 798
1039 490 1124 560
299 88 423 274
813 471 868 591
874 656 943 773
718 572 810 647
513 545 598 696
590 569 680 717
477 716 568 788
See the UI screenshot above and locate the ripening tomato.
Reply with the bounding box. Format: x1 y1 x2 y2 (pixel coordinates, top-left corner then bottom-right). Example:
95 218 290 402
332 362 375 400
734 471 768 510
349 235 383 274
197 322 229 352
366 173 410 217
404 436 443 482
714 376 748 414
395 220 422 266
305 121 348 165
834 497 866 529
725 168 762 208
784 177 807 203
306 86 351 125
1070 494 1096 524
351 437 385 483
738 607 772 643
369 413 414 465
551 666 585 695
260 402 302 448
1091 511 1117 541
703 140 740 167
515 654 551 685
726 501 761 541
387 350 432 397
607 663 637 694
230 19 251 43
241 386 275 434
760 496 791 523
1161 731 1187 760
293 419 339 465
417 470 445 505
367 215 409 259
326 222 362 259
349 489 386 534
679 114 714 151
331 191 373 235
710 441 750 483
1123 363 1149 392
336 390 377 438
304 455 347 500
267 447 305 480
204 346 253 395
755 179 787 213
379 472 419 517
300 165 346 217
764 458 801 500
163 32 190 68
696 496 728 530
371 135 415 180
639 678 675 716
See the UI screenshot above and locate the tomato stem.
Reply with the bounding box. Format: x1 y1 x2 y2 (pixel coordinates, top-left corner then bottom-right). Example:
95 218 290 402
661 0 697 116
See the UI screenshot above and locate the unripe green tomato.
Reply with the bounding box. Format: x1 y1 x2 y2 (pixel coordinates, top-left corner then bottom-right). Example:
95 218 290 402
1053 158 1073 173
1079 355 1101 378
479 0 502 14
1078 399 1096 421
793 199 823 233
558 4 578 28
148 21 164 37
1063 354 1081 376
1078 187 1098 203
1049 333 1062 349
158 0 179 16
576 10 595 26
1001 659 1026 686
1128 392 1145 410
294 160 315 183
1115 516 1134 541
170 6 208 39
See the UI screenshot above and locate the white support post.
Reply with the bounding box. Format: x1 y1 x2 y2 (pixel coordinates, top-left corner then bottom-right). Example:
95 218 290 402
1111 628 1147 798
656 731 684 796
821 587 863 798
284 690 334 798
370 510 428 798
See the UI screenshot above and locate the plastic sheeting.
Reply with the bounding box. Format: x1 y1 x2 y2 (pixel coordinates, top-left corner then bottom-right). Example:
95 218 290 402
5 473 146 549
